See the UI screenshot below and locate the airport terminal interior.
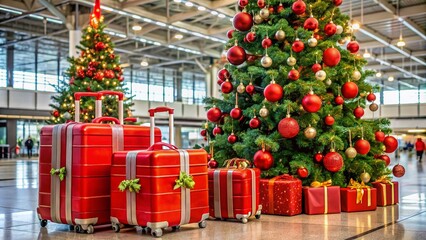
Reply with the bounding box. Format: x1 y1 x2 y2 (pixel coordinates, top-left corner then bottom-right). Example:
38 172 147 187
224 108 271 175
0 0 425 239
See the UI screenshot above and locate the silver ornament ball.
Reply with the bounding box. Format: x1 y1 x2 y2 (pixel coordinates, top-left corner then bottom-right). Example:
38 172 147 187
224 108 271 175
352 70 362 81
259 106 269 118
253 14 263 24
237 83 246 94
315 70 327 81
287 56 297 66
63 112 71 119
336 25 343 34
345 147 357 159
261 55 273 68
304 126 317 139
260 8 270 19
275 30 286 41
369 103 379 112
308 37 318 47
325 78 332 85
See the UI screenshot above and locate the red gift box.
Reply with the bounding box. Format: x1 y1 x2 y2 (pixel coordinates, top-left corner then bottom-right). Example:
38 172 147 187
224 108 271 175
341 186 377 212
260 174 302 216
303 184 341 215
372 181 399 206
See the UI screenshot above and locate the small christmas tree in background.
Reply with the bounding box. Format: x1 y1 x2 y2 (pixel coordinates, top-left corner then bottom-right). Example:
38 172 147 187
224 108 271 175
48 0 132 124
203 0 404 186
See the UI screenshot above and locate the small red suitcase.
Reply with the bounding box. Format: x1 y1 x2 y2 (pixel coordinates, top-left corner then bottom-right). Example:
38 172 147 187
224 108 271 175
37 91 161 233
208 159 262 223
110 107 209 237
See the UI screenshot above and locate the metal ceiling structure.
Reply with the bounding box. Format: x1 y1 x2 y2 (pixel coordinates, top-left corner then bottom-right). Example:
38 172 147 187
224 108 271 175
0 0 425 86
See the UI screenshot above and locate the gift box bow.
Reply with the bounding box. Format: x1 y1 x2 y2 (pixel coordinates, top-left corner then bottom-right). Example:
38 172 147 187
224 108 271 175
310 179 332 188
374 175 395 205
375 175 392 184
50 167 66 181
348 178 371 204
223 158 251 169
119 178 141 193
174 171 195 190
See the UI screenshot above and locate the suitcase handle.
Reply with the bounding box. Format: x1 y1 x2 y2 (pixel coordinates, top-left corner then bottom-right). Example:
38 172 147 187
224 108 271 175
98 90 124 124
147 142 178 151
124 117 137 123
74 92 102 122
92 117 120 124
149 106 174 146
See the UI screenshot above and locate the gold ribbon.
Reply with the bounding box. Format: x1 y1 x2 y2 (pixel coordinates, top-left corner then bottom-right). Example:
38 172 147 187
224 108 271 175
50 167 66 181
375 175 394 206
223 158 251 169
174 171 195 190
118 178 141 193
347 178 371 206
310 180 332 214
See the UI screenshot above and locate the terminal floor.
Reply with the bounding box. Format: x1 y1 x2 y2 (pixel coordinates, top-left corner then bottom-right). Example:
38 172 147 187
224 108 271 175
0 151 425 240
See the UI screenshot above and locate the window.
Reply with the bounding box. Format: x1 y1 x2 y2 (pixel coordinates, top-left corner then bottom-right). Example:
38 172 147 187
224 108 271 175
149 68 164 102
132 69 148 100
13 42 36 90
420 85 426 104
194 73 206 104
164 69 175 103
0 47 6 87
37 40 59 92
182 72 194 104
399 89 419 104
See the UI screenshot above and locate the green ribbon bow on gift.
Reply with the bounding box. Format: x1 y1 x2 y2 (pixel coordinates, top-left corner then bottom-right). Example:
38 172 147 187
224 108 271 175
118 179 141 193
50 167 66 181
173 171 195 190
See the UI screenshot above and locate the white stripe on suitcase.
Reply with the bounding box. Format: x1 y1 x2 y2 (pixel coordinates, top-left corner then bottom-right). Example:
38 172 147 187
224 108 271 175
125 151 139 226
178 149 191 226
50 124 63 223
65 124 75 225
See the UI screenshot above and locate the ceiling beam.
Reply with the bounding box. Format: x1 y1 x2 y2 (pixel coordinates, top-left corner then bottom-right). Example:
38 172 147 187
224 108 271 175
123 0 158 8
211 0 237 8
38 0 70 29
168 10 203 23
359 35 422 49
195 0 235 17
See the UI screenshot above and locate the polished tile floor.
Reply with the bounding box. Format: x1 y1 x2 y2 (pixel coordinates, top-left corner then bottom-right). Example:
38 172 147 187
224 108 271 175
0 152 425 240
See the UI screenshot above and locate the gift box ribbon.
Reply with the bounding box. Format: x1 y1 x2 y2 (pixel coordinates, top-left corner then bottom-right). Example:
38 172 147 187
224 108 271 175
223 158 251 169
347 178 371 206
310 180 332 214
268 174 294 214
375 175 394 205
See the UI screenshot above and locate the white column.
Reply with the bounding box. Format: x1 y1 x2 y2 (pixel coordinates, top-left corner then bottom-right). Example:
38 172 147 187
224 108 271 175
69 30 82 58
210 65 222 99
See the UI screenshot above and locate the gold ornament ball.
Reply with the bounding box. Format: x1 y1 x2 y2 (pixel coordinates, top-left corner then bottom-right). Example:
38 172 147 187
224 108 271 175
308 37 318 47
360 172 371 183
260 8 270 19
325 78 332 85
336 25 343 34
261 55 273 68
345 147 357 159
369 103 379 112
275 30 286 41
315 70 327 81
253 14 263 24
352 70 362 81
259 106 269 118
304 126 317 139
287 56 297 66
237 83 246 94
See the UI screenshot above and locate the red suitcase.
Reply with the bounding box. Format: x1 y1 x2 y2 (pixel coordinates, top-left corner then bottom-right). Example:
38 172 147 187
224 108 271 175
37 91 161 233
110 107 209 237
208 159 262 223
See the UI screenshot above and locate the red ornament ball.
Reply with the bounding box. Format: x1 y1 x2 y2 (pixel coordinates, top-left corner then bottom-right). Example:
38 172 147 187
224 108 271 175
246 32 256 43
238 0 249 7
118 76 124 82
77 69 85 78
95 42 105 51
200 129 207 137
302 92 322 113
94 71 104 81
335 95 344 105
109 54 115 59
228 134 238 144
378 154 391 166
367 93 376 102
264 83 283 102
233 12 253 32
277 3 284 13
208 159 219 168
227 45 246 65
249 117 261 129
323 48 341 67
347 41 360 53
333 0 343 6
221 81 234 93
207 107 222 122
324 22 337 36
278 117 300 138
86 70 94 77
217 68 230 81
292 39 305 53
325 115 335 126
323 151 344 172
262 37 272 49
227 29 235 39
230 107 243 119
353 106 365 119
383 136 398 153
257 0 265 8
393 164 405 178
312 63 322 73
354 139 370 155
217 79 224 86
342 82 359 99
314 152 324 163
292 0 306 15
288 69 300 81
297 167 309 178
304 17 319 30
375 130 385 142
213 126 223 136
53 110 60 117
253 150 274 170
246 84 255 95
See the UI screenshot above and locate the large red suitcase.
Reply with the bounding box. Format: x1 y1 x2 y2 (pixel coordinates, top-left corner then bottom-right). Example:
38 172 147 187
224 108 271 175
37 91 161 233
110 107 209 238
208 159 261 223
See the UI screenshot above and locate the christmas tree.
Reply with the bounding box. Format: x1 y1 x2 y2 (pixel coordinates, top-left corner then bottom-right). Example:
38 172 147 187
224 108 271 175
203 0 403 186
48 0 132 124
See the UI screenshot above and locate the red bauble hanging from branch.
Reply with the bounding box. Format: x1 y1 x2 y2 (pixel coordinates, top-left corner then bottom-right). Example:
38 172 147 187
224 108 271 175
238 0 249 7
278 111 300 139
227 43 246 66
383 136 398 153
335 95 344 105
257 0 266 8
233 12 253 32
221 79 234 93
392 164 405 178
227 29 234 39
249 116 261 129
253 148 274 170
261 37 272 49
207 106 222 122
324 21 337 36
376 154 391 166
342 81 359 99
264 79 283 102
304 16 319 30
375 130 385 142
323 147 343 173
302 90 322 113
246 82 255 95
292 0 306 15
314 152 324 163
354 139 370 155
246 31 256 43
353 106 365 119
367 93 376 102
325 115 335 126
230 107 242 119
292 38 305 53
323 47 341 67
95 42 106 51
347 41 360 53
213 125 223 136
333 0 343 6
288 68 300 81
217 68 230 81
312 63 322 73
297 167 309 178
228 133 238 144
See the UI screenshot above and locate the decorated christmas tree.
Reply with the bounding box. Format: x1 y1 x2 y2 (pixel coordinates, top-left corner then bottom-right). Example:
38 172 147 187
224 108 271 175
48 0 132 124
203 0 404 186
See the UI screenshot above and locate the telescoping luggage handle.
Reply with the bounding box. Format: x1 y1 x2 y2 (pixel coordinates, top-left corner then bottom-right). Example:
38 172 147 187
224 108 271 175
148 106 174 146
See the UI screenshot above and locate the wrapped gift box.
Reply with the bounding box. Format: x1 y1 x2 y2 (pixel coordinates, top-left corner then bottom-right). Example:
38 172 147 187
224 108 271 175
303 185 341 215
341 187 377 212
260 174 302 216
372 181 399 206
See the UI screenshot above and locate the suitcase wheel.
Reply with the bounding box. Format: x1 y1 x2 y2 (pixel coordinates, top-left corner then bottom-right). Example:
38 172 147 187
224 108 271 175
241 218 248 224
112 224 120 233
198 220 207 229
87 225 94 234
75 225 83 233
255 214 261 219
151 228 163 238
172 226 181 231
40 219 48 228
